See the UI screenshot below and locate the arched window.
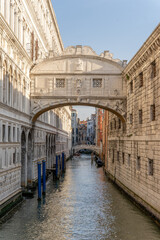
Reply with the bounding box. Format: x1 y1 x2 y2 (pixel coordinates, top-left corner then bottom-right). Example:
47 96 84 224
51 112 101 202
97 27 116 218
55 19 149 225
3 61 7 103
13 70 17 108
22 78 26 110
8 66 12 105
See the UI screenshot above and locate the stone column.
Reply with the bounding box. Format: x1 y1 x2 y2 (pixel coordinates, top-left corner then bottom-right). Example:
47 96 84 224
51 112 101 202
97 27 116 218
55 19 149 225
14 8 18 37
18 14 22 43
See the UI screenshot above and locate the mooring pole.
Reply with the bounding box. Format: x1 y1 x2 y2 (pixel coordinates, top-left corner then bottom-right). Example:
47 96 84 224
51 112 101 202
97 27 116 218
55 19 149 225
56 155 58 178
38 162 42 200
42 160 46 195
59 155 61 176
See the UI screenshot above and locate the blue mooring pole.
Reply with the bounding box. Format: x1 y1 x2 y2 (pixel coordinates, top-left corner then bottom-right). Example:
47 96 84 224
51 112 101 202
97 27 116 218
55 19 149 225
62 152 64 172
59 155 61 172
42 160 46 195
56 155 58 178
38 162 42 200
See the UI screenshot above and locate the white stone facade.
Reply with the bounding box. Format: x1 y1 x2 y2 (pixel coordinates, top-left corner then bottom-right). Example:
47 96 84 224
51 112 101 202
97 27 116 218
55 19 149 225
0 0 71 207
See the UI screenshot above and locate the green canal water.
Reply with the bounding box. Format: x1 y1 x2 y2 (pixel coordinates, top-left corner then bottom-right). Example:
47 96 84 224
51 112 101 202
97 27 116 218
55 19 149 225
0 154 160 240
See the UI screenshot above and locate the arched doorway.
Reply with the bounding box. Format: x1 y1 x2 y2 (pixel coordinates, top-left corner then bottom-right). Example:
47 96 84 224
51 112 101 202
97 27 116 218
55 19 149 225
27 132 32 185
21 131 26 187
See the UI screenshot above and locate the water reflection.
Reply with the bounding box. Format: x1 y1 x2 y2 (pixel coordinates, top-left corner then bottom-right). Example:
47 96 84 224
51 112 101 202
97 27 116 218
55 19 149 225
0 154 160 240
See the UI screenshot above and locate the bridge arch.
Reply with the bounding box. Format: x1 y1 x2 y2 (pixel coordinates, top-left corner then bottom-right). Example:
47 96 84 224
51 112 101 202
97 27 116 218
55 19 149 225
72 144 101 156
30 46 127 123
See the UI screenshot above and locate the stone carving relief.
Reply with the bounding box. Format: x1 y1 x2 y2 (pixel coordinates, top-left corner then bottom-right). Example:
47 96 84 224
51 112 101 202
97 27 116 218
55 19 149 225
76 58 83 71
76 78 82 95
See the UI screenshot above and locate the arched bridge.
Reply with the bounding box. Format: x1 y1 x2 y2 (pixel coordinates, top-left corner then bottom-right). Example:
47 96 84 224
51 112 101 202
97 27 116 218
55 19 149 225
30 46 127 122
72 144 101 155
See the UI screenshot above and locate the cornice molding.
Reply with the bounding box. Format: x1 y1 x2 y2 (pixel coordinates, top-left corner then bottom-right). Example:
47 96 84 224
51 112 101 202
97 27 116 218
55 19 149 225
123 23 160 76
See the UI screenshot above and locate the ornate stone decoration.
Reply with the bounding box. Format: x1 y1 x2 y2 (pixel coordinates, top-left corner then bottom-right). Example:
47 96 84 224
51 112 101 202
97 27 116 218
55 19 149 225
76 58 83 71
56 78 65 88
93 79 102 88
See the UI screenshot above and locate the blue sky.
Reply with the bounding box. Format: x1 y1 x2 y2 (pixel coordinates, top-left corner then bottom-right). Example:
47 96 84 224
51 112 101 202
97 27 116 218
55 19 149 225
52 0 160 120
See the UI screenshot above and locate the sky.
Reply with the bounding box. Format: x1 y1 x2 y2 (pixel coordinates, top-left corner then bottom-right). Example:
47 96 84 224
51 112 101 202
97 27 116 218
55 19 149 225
52 0 160 120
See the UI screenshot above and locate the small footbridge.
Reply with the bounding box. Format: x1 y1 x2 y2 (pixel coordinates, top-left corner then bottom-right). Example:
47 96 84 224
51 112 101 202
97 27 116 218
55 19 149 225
72 144 101 155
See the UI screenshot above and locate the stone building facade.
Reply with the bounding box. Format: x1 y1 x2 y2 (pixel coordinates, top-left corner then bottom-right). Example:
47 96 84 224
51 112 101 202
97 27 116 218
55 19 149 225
106 24 160 221
0 0 71 214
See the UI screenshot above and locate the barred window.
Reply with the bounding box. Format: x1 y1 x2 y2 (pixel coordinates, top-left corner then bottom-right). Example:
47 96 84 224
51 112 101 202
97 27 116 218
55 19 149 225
112 149 114 163
122 152 125 164
150 104 155 121
129 81 133 93
148 159 153 176
93 79 102 88
139 72 143 88
139 109 142 124
118 119 121 129
129 114 133 124
56 79 65 88
151 61 156 78
114 118 116 129
137 156 141 171
117 151 119 161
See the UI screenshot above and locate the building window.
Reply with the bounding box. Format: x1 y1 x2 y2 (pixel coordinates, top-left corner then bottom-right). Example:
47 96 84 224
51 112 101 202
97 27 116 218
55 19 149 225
139 72 143 88
114 119 116 129
151 60 156 78
129 114 133 124
13 152 16 164
118 119 121 129
139 110 142 124
2 124 5 142
93 79 102 88
110 122 112 130
8 126 11 142
122 152 125 164
129 81 133 94
148 159 153 176
137 156 141 171
117 151 119 161
17 128 19 142
112 149 114 163
150 104 155 121
56 79 65 88
13 127 15 142
128 154 131 166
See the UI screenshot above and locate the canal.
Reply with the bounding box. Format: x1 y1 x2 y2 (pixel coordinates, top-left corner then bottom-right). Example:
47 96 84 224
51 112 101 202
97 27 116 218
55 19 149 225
1 154 160 240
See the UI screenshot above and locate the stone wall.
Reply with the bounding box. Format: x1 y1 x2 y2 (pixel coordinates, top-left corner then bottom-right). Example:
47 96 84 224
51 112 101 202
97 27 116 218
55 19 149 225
106 24 160 220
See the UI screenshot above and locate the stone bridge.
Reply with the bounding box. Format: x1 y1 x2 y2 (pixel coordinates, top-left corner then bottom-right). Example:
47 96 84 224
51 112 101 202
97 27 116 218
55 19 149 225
72 144 101 155
30 46 127 122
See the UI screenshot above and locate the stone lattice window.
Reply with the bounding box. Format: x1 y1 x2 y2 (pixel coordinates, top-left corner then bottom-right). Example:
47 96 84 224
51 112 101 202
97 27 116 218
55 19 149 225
56 79 65 88
139 109 142 124
93 79 102 88
150 104 155 121
151 60 156 78
148 159 153 175
137 156 141 170
139 72 143 88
